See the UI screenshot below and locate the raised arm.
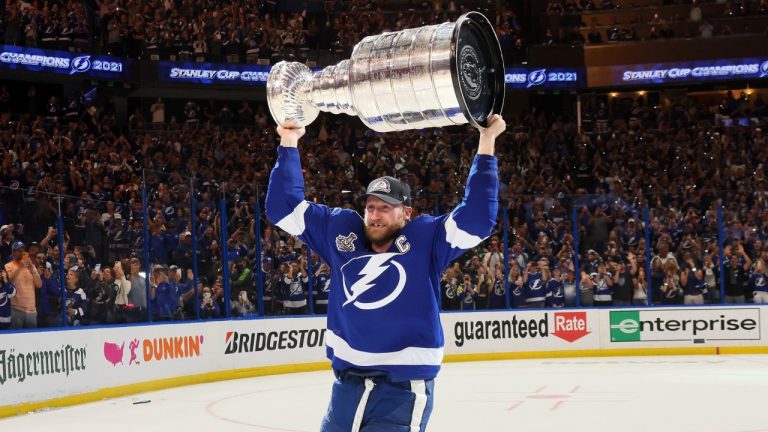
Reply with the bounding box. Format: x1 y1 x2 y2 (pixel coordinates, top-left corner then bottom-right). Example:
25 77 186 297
265 124 338 259
433 115 505 267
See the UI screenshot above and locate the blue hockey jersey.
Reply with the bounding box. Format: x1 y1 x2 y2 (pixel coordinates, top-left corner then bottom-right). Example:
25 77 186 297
266 147 497 381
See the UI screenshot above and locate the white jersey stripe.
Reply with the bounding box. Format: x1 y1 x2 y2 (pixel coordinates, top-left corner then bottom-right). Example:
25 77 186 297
444 213 485 249
275 200 309 236
326 332 443 366
409 380 428 432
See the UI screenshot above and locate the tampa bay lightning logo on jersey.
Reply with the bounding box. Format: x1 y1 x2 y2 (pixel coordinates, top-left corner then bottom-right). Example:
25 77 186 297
529 278 543 293
341 252 406 310
445 280 458 299
756 276 767 288
527 69 547 88
335 232 357 252
493 280 504 296
70 56 92 74
760 61 768 77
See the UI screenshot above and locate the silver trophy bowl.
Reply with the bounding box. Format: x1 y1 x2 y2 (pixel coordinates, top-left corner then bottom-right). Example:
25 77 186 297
266 12 504 132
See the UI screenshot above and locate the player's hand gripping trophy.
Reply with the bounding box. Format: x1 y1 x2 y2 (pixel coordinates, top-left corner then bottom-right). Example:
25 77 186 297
266 12 505 133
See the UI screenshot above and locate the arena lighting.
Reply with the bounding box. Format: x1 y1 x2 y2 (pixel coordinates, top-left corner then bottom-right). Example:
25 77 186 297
637 90 646 96
609 92 619 98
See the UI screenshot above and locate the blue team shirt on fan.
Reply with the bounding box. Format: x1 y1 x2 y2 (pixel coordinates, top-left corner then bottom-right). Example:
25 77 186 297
545 278 565 307
525 271 545 303
751 273 768 293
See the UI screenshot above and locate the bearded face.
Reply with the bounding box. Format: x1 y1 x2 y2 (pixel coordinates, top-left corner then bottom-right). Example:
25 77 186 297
363 197 411 249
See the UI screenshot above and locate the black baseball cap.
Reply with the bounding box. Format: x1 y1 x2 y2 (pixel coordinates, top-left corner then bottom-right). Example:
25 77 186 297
361 176 412 206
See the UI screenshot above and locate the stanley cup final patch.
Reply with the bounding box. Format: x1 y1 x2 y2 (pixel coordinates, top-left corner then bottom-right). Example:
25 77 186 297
336 232 358 252
367 178 391 193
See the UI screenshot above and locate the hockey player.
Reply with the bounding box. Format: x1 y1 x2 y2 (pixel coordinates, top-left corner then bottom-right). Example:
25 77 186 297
266 115 505 432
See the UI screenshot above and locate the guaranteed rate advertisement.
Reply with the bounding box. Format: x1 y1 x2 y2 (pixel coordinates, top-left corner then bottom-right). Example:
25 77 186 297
597 57 768 87
158 61 272 85
0 45 134 80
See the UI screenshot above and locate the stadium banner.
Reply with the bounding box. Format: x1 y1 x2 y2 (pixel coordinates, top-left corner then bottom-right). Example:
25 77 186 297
0 45 135 80
158 61 273 85
504 67 585 89
601 307 764 347
157 60 584 89
591 57 768 88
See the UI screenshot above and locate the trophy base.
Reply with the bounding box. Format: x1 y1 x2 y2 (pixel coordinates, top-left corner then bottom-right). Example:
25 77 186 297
267 62 320 128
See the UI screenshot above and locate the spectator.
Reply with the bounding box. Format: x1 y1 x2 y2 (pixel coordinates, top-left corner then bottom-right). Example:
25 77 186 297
61 268 87 326
476 266 493 309
659 259 683 305
723 245 752 303
488 265 507 309
699 20 714 38
151 266 178 321
633 266 648 306
458 273 478 310
126 257 147 321
5 241 42 329
680 251 706 304
441 266 461 310
281 260 308 315
36 258 60 327
586 262 614 306
523 259 547 308
689 1 703 22
751 259 768 303
89 265 117 324
199 285 219 319
611 258 634 306
313 262 331 314
545 266 565 308
701 254 720 303
150 98 165 129
0 269 16 330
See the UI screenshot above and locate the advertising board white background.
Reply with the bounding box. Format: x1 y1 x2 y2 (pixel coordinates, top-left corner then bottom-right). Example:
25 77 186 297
1 307 767 410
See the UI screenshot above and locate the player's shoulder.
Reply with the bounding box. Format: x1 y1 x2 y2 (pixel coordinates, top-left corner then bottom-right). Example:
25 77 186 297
408 213 447 227
325 207 363 231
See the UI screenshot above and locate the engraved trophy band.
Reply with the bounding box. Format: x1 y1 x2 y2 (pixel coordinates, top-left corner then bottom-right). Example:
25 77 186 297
266 11 505 132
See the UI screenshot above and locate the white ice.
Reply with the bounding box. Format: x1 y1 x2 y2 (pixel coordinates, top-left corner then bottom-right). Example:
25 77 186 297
3 354 768 432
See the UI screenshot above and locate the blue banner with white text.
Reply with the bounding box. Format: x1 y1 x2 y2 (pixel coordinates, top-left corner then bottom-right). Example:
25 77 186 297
504 67 585 90
0 45 134 80
609 58 768 87
158 61 272 85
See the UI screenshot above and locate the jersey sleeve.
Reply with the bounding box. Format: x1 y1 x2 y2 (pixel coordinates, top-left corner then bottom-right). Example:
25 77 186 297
265 146 336 258
432 154 498 269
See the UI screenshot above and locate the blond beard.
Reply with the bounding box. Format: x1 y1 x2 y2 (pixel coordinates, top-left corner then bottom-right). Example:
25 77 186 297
364 219 406 248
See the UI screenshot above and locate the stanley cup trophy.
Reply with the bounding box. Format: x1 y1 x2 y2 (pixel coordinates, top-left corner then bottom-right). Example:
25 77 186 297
266 12 504 132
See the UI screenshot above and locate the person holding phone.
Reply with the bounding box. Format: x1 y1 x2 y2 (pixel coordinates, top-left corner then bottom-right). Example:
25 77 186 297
4 242 42 329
